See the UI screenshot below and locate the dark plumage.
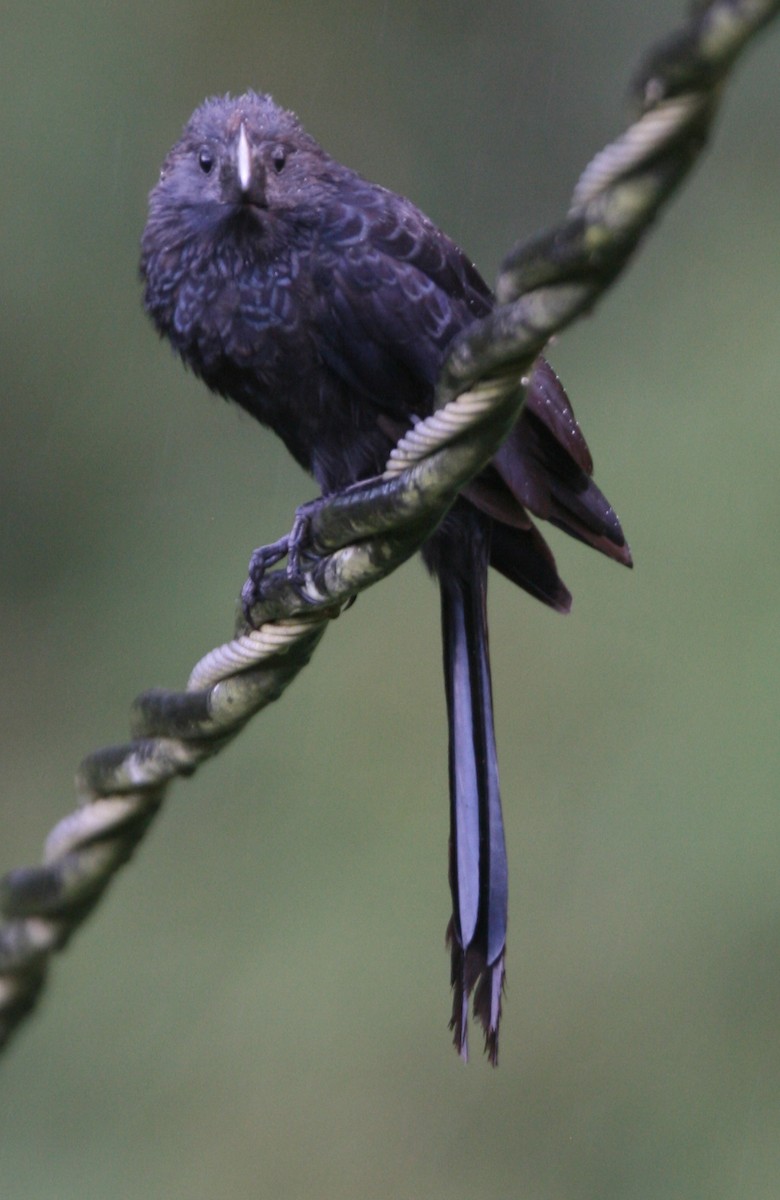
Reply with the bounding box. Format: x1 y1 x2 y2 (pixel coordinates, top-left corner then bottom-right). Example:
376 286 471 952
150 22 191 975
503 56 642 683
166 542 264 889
140 91 631 1063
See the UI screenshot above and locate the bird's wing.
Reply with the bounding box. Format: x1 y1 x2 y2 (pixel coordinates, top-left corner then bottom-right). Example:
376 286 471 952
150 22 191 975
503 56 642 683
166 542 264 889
306 179 631 567
493 360 632 565
309 179 492 416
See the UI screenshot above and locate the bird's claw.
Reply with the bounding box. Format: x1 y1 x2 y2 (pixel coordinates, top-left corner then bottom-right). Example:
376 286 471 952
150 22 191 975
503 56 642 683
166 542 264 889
241 535 290 615
241 501 321 617
285 505 315 580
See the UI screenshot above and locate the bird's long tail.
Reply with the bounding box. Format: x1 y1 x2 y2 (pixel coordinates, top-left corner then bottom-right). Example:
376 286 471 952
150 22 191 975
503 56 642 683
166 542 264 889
439 533 507 1064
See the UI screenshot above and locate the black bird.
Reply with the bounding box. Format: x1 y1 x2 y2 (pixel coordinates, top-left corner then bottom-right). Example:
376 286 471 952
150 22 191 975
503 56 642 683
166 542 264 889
140 91 631 1063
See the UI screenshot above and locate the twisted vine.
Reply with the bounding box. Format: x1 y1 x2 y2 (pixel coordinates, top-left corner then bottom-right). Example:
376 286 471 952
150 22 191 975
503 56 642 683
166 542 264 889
1 0 777 1053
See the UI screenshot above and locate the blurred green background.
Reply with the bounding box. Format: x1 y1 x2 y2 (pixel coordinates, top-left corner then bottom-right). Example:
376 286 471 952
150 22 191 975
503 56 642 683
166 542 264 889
2 2 779 1197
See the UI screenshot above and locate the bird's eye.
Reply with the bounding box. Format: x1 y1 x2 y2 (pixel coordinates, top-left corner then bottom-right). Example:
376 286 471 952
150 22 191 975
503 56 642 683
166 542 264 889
198 148 214 175
271 146 287 173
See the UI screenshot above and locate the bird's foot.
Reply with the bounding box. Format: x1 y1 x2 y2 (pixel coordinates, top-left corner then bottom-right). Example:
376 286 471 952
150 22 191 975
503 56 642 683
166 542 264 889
241 502 320 617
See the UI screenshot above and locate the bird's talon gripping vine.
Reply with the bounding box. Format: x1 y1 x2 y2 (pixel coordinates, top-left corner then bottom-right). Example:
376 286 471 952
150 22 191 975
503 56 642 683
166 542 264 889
241 500 325 616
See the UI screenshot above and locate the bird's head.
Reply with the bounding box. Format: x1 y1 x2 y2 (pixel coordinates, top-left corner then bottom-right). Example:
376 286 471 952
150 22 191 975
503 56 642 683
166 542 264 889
146 91 333 233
